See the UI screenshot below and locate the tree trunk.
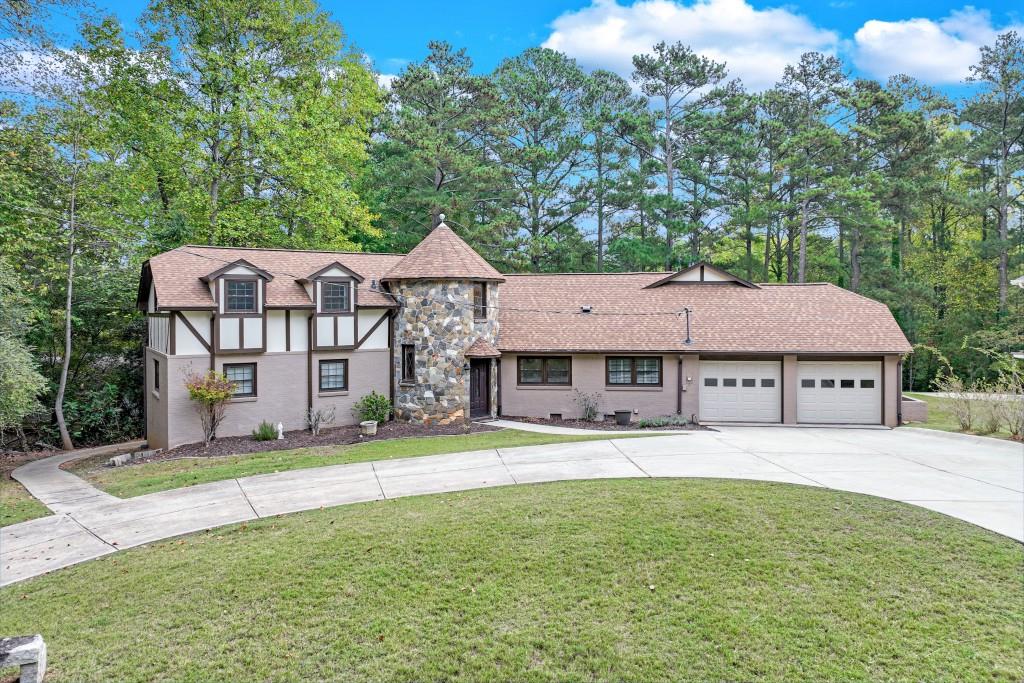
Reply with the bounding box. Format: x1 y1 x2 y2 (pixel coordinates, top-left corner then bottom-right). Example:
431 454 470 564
797 195 809 283
663 95 674 270
850 226 861 292
596 147 605 272
997 173 1009 315
55 182 77 451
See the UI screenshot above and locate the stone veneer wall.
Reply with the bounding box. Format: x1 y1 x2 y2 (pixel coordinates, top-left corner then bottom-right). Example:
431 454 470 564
391 280 500 425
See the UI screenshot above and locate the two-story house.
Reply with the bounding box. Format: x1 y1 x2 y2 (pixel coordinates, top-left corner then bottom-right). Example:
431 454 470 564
138 223 911 449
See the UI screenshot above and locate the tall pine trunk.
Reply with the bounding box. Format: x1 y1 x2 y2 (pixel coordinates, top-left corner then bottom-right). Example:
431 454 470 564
55 177 77 451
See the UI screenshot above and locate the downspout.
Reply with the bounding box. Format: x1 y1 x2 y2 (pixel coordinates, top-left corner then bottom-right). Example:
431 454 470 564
387 310 395 420
896 357 903 425
306 314 313 419
676 355 682 415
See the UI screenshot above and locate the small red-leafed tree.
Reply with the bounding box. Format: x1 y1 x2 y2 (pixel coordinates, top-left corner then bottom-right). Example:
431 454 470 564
184 370 234 445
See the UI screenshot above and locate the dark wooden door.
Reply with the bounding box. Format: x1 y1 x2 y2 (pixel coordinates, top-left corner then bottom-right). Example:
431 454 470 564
469 359 489 418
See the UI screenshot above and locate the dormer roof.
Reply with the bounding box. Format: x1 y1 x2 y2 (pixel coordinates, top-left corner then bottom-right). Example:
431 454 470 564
199 258 274 283
380 223 504 283
298 261 365 283
644 262 758 289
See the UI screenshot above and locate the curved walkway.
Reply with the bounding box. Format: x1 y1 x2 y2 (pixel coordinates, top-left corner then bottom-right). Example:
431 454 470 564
2 427 1021 586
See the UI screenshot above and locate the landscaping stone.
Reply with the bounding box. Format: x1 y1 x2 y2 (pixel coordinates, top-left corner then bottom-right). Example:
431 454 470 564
0 634 46 683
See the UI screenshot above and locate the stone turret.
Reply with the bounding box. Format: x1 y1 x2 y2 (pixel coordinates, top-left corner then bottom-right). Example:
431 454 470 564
381 223 504 424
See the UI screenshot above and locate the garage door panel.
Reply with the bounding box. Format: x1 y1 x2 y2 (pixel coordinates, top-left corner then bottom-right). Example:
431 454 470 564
700 361 781 423
797 361 881 424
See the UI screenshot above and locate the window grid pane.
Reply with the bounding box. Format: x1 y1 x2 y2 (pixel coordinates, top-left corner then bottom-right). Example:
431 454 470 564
225 364 254 396
226 281 255 312
519 358 543 383
320 361 347 391
546 358 570 384
821 379 835 389
635 358 660 384
322 282 349 313
741 378 756 388
723 378 737 387
860 379 875 389
608 358 632 384
705 378 718 387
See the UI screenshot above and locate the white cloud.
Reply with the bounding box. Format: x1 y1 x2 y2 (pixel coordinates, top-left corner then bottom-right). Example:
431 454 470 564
541 0 839 91
853 7 1024 84
376 73 397 90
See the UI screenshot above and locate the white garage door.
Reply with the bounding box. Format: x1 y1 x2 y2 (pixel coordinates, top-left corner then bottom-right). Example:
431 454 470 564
699 361 781 423
797 361 881 424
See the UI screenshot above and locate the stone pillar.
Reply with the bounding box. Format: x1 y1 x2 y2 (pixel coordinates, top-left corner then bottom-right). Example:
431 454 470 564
489 357 499 418
782 354 798 424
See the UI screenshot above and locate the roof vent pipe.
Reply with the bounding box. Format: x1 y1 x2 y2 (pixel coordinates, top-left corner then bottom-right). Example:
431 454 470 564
580 305 592 314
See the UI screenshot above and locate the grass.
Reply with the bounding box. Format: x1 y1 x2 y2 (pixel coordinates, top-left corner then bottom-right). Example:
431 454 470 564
0 476 50 527
69 429 647 499
1 478 1021 682
904 392 1016 440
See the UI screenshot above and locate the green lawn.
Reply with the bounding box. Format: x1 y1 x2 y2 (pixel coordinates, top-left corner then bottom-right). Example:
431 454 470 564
0 476 50 527
70 429 645 498
1 479 1020 682
904 392 1016 440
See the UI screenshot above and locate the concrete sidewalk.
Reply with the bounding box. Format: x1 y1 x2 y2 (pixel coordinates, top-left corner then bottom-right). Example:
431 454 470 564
2 427 1021 587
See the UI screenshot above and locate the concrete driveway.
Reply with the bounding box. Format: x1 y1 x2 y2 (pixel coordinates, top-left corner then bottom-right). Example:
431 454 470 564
2 426 1021 587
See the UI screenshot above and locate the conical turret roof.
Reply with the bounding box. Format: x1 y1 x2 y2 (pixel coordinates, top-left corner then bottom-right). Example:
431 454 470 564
381 223 504 282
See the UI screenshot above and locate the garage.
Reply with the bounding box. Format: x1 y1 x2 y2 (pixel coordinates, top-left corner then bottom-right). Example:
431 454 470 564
797 361 881 424
699 360 781 423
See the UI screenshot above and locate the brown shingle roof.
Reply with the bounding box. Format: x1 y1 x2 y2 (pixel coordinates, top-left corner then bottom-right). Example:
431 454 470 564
465 338 501 358
381 223 504 282
145 246 403 309
498 274 911 354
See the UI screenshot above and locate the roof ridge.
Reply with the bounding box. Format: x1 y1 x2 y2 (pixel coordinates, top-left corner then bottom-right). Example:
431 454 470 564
178 244 405 256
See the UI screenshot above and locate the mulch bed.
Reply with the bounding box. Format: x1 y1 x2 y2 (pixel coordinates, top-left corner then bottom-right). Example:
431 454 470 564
511 416 707 432
65 421 502 468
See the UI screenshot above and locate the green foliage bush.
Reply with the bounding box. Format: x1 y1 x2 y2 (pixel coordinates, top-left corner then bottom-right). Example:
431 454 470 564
252 420 277 441
634 415 691 429
353 391 391 423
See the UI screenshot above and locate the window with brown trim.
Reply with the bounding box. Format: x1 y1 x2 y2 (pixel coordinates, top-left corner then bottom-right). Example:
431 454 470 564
225 280 256 313
606 357 662 386
319 360 348 392
517 357 571 385
224 363 256 397
322 281 351 313
401 344 415 383
473 282 487 320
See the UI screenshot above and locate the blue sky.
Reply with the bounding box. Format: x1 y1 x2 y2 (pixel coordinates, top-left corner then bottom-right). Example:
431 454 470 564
46 0 1024 91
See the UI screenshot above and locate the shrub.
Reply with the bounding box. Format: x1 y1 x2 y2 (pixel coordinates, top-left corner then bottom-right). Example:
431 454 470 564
252 420 277 441
634 414 690 429
306 405 336 436
573 389 602 422
973 382 1006 435
184 370 235 445
353 391 391 423
932 373 972 432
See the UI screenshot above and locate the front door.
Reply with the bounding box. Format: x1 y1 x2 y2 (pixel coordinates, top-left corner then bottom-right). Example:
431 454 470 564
469 359 490 418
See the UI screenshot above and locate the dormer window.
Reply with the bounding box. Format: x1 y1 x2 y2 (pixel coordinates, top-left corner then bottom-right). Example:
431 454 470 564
322 281 351 313
225 280 256 313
